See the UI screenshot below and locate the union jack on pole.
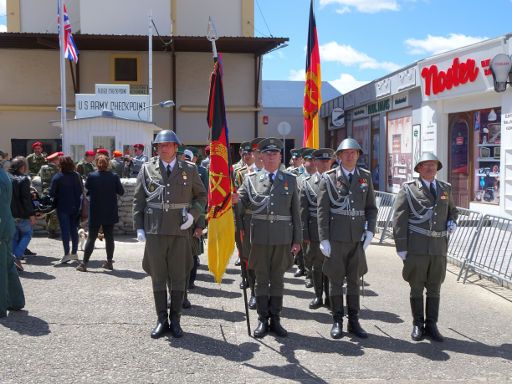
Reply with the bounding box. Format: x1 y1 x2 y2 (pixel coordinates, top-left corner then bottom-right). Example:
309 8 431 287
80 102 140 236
57 3 79 63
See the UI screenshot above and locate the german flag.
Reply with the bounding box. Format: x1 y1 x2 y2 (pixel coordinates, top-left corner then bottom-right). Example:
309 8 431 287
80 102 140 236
303 0 322 149
206 56 235 284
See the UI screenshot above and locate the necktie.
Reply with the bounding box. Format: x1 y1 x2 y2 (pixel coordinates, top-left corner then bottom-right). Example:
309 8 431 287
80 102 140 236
348 173 353 184
269 173 274 183
166 164 172 177
429 182 437 199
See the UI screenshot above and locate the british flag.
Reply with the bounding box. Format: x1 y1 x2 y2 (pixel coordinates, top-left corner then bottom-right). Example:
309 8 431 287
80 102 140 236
57 3 79 63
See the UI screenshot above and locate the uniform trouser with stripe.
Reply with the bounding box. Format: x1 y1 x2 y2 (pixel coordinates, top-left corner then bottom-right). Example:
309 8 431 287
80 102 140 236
250 244 293 297
323 241 362 296
402 253 446 298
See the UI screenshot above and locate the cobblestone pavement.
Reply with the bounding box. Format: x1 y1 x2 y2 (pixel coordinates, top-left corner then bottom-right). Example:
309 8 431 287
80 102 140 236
1 236 511 383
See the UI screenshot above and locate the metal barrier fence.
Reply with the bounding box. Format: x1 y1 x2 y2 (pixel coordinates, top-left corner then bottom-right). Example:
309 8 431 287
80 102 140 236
447 207 483 264
374 191 396 244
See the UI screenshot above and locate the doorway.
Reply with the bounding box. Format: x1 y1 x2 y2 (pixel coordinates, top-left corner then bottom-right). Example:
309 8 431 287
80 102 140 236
448 114 471 207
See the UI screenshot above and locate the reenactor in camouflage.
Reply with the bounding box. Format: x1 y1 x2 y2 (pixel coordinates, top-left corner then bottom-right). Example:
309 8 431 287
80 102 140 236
26 141 46 177
392 153 458 342
77 150 96 179
133 130 207 339
300 148 334 309
39 151 63 238
286 148 305 176
317 138 377 339
110 151 128 178
237 137 302 338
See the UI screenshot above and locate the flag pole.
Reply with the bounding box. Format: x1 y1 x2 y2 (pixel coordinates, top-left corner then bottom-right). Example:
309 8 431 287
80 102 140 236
148 10 153 122
58 0 67 137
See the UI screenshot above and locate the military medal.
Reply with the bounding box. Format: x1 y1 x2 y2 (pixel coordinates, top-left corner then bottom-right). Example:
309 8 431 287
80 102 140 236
359 177 368 190
441 191 448 200
284 180 288 191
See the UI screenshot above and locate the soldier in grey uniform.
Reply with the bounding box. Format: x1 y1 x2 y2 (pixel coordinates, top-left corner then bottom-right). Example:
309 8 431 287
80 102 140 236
392 153 458 342
133 130 207 339
317 138 377 339
286 148 305 176
237 138 302 338
129 143 149 178
300 148 334 309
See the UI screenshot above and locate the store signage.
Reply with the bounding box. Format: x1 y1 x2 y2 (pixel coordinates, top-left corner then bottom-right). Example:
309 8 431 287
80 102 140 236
76 84 150 120
421 57 479 96
392 92 408 109
367 98 390 115
353 107 366 118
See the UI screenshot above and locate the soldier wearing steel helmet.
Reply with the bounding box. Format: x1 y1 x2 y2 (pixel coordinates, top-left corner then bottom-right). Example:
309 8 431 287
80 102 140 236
317 137 377 340
392 152 458 342
133 129 207 339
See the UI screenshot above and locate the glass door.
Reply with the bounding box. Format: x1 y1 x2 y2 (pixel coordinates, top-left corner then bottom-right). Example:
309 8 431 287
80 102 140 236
448 114 470 207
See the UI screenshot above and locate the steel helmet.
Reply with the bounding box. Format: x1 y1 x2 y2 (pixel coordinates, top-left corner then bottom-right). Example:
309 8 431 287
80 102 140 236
153 130 181 145
335 138 363 155
414 152 443 172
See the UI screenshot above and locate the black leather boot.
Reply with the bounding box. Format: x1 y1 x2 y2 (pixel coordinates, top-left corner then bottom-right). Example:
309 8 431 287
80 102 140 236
330 295 344 339
347 295 368 338
269 296 287 337
309 269 324 309
254 296 269 338
248 290 257 310
305 269 313 288
410 297 425 341
182 291 191 309
169 290 184 338
323 276 330 309
425 297 444 342
151 291 169 339
294 268 305 278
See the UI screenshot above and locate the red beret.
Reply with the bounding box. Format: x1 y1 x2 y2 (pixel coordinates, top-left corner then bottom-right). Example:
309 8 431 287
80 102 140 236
85 150 95 156
32 141 43 149
46 152 60 160
133 144 144 150
96 148 109 155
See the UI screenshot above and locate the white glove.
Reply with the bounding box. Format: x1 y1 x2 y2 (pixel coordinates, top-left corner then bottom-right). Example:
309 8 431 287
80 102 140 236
136 229 146 242
180 213 194 230
397 251 407 261
362 231 374 251
447 220 457 234
320 240 331 258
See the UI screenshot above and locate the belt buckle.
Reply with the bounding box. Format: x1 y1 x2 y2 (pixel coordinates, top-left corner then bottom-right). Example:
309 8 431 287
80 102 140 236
349 210 356 217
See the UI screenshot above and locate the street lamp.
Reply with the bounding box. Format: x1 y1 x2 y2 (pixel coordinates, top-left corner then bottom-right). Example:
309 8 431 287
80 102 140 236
137 99 175 121
490 53 512 92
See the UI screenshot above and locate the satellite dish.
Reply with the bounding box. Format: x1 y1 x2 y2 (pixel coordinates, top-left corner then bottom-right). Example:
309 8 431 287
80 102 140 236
277 121 292 136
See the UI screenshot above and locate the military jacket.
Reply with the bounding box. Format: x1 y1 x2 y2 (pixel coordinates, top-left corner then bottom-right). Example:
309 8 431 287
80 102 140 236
296 171 313 191
286 165 305 176
77 161 96 178
392 179 458 256
110 159 126 178
300 173 323 242
232 159 245 173
317 166 377 243
27 153 46 176
38 163 59 194
237 169 302 246
133 157 207 236
131 154 149 177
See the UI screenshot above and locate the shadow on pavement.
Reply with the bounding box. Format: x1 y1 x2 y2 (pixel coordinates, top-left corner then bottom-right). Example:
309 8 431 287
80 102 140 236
0 310 51 337
283 276 308 286
23 254 60 266
284 287 316 300
191 285 242 299
19 271 56 280
281 306 332 324
359 308 404 324
187 304 246 323
194 273 235 285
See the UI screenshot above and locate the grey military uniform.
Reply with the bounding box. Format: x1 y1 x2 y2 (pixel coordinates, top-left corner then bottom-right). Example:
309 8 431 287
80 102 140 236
392 178 458 298
133 157 207 291
130 154 149 178
317 166 377 296
237 169 302 297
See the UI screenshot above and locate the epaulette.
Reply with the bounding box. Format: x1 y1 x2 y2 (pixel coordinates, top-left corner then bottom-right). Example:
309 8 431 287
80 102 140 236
282 170 297 177
325 168 336 175
358 167 371 175
246 171 257 177
236 165 248 173
438 180 452 188
304 174 312 181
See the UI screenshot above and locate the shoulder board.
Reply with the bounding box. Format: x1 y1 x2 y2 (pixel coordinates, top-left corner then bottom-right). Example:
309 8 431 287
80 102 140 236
282 171 297 177
246 171 257 177
404 180 416 185
438 180 452 188
304 175 312 181
185 160 196 166
325 169 336 175
358 167 371 175
236 165 248 172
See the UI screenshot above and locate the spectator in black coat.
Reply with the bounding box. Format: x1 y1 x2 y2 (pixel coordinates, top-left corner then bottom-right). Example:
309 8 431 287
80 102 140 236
76 155 124 272
8 157 36 271
49 156 83 263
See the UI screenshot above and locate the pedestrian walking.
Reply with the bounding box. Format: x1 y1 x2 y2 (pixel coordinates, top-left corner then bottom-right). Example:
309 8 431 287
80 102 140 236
392 152 458 342
133 130 207 339
317 138 377 339
76 155 124 272
49 156 83 264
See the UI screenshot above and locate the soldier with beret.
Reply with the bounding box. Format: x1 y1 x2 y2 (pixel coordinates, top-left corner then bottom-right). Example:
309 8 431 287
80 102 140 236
39 152 63 238
300 148 334 309
77 150 97 179
237 137 302 338
26 141 46 177
392 153 458 342
110 151 127 178
133 130 207 339
317 138 377 339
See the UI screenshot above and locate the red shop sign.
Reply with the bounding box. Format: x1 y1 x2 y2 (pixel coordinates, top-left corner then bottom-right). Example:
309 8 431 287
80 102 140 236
421 57 479 96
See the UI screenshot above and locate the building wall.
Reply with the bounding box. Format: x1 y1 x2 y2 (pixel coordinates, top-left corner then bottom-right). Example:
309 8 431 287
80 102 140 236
259 107 303 149
16 0 81 33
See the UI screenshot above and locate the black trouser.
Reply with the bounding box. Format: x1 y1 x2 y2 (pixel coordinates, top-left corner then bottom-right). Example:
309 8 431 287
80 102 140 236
189 255 199 285
83 224 115 263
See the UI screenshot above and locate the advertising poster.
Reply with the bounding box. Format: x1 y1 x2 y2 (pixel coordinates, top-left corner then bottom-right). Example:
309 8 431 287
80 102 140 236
387 115 413 193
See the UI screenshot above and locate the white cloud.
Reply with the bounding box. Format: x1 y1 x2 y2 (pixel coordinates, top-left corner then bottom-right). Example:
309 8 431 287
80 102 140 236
0 24 6 33
329 73 370 94
320 41 401 72
320 0 399 14
405 33 488 55
288 69 305 81
0 0 5 16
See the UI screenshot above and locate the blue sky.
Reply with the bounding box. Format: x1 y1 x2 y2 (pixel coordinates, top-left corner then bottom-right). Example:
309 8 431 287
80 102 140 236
2 0 511 94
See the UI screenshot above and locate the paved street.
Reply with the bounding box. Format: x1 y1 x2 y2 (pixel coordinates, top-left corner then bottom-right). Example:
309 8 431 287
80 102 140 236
1 236 512 384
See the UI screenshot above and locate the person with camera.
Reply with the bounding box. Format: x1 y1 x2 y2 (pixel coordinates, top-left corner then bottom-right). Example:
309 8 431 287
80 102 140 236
8 156 36 271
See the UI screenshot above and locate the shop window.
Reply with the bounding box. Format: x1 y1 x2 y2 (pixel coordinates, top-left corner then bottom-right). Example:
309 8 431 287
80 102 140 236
112 55 139 83
370 115 380 188
352 118 369 169
93 136 115 155
386 113 413 193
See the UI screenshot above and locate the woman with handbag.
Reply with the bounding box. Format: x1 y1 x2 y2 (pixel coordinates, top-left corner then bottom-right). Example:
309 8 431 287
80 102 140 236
49 156 83 264
76 155 124 272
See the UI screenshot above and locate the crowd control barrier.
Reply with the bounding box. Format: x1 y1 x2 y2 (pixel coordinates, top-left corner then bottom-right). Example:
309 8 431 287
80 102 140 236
374 191 396 244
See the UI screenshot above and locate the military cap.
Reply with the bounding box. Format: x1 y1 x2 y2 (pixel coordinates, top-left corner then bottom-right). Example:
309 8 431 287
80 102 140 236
46 152 62 161
312 148 335 160
133 143 145 150
96 148 109 156
290 148 303 159
240 141 252 154
113 150 123 158
250 137 265 151
414 152 443 172
153 130 181 145
85 150 95 157
32 141 43 149
183 149 194 161
258 137 283 153
302 148 315 160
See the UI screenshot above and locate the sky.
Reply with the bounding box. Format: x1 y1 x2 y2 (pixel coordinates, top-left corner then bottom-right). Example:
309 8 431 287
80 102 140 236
1 0 512 95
